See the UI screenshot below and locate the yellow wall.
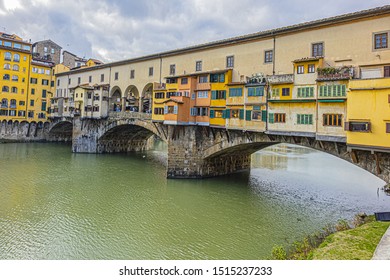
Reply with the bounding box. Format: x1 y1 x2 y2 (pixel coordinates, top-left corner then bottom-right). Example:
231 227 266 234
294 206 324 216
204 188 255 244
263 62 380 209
347 78 390 149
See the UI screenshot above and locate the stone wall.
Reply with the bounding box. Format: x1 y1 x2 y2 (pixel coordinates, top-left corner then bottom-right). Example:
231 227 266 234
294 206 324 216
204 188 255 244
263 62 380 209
0 121 49 142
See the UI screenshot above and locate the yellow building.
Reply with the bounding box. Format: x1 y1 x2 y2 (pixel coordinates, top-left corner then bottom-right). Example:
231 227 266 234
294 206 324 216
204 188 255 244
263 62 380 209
0 33 32 121
28 60 55 122
244 74 268 132
347 78 390 151
209 69 232 127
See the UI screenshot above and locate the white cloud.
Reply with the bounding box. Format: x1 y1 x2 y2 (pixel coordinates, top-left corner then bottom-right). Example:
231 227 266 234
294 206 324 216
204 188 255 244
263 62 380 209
0 0 389 62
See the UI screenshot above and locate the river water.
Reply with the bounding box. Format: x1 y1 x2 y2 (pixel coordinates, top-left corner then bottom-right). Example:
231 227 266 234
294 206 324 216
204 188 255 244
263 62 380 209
0 142 388 259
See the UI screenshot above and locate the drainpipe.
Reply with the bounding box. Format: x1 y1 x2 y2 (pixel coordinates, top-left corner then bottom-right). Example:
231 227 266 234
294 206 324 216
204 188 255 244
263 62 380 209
159 54 162 84
272 35 276 75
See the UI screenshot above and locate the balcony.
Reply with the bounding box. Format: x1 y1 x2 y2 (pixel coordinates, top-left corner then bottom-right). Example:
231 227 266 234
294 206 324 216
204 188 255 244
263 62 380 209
267 74 294 85
317 66 354 81
196 82 211 91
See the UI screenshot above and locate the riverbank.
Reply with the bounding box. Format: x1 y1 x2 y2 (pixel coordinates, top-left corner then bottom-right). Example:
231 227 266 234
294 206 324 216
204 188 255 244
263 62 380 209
271 215 390 260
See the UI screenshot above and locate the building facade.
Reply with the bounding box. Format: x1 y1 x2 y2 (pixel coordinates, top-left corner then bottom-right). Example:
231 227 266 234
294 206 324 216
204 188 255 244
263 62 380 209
32 39 62 65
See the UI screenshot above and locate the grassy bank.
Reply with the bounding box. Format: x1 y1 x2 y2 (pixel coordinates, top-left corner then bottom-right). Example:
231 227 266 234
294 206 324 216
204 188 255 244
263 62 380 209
271 215 390 260
311 220 389 260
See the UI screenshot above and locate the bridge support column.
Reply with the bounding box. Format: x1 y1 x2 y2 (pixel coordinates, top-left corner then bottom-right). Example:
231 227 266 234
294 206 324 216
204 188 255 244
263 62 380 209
72 117 99 153
166 126 251 178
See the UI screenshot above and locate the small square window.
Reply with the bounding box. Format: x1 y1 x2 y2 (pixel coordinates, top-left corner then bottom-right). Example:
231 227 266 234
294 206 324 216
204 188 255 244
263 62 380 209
170 64 176 76
297 65 304 74
374 33 388 49
308 64 315 73
130 70 135 79
115 72 119 80
149 67 154 77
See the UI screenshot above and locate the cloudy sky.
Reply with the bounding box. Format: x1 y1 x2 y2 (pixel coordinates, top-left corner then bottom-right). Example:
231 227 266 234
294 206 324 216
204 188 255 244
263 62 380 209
0 0 389 62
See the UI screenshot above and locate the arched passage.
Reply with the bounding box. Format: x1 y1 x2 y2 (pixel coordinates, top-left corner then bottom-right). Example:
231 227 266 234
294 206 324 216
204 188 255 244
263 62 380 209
110 86 122 112
141 83 153 113
48 121 73 141
124 85 139 112
97 124 158 153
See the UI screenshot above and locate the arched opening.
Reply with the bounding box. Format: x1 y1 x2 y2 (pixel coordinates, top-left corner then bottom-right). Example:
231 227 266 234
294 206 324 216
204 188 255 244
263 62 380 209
48 121 73 141
124 85 140 112
141 83 153 113
110 86 122 112
97 124 161 153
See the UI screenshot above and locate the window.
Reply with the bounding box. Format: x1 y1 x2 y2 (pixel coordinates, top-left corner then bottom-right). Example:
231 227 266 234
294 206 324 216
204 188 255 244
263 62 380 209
169 64 176 76
196 61 202 72
4 52 11 61
18 110 26 117
101 74 105 82
268 113 286 123
3 74 10 80
115 72 119 80
308 64 315 73
31 88 35 95
42 79 49 85
374 33 388 49
149 67 154 77
51 48 55 54
30 100 35 106
93 106 99 112
197 91 208 98
1 98 8 107
181 78 188 85
251 106 265 121
42 90 47 98
282 88 290 96
297 87 314 98
297 114 313 125
87 93 92 99
297 65 304 74
4 63 11 70
11 87 18 93
13 65 19 71
166 106 178 114
2 86 9 92
13 43 21 49
4 41 11 47
130 70 135 79
199 76 208 83
89 76 92 83
41 101 47 111
247 87 264 97
19 101 25 106
155 92 165 99
154 108 164 115
210 73 225 83
193 107 208 116
323 114 342 127
211 90 226 99
12 75 18 82
229 88 242 97
264 50 273 63
386 123 390 134
226 56 234 68
13 54 20 62
57 79 60 86
345 121 371 132
385 66 390 78
44 47 48 53
312 42 324 57
78 77 81 84
319 85 346 97
210 110 224 118
68 78 71 85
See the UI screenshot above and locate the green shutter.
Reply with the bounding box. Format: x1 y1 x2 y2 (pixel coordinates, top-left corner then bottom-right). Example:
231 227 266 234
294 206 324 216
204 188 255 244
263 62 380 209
341 85 346 96
309 114 313 125
211 91 217 100
298 88 301 97
261 110 267 122
225 109 231 119
210 110 215 118
245 110 252 121
310 87 314 97
222 90 226 99
41 101 47 111
239 109 244 119
259 87 264 96
269 113 274 124
297 114 301 124
219 74 225 83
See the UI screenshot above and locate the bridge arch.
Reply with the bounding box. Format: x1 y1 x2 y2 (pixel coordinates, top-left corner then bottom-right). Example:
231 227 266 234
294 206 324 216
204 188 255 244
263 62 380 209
124 85 140 111
48 120 73 141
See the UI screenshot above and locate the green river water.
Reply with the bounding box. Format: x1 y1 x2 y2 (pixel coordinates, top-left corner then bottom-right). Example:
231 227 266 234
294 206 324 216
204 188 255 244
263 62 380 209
0 142 388 259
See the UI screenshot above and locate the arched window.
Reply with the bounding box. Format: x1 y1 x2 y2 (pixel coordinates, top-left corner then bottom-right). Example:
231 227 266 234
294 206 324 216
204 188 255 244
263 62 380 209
13 53 20 62
10 99 17 108
12 75 18 82
11 87 18 93
2 86 9 92
4 52 11 61
1 98 8 108
12 65 19 71
3 63 11 70
3 74 10 80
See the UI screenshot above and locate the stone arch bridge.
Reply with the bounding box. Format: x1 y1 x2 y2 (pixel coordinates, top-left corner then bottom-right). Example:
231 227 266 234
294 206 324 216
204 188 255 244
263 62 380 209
65 112 390 184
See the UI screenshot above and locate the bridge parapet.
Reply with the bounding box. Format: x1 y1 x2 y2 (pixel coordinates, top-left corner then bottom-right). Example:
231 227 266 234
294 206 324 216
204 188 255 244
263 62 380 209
108 111 152 121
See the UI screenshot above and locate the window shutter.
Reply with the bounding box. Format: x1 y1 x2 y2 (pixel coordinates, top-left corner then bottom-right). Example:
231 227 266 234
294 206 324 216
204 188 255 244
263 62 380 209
386 123 390 133
344 122 350 131
297 88 301 97
164 106 168 114
210 110 215 119
297 114 301 124
269 113 274 124
222 90 226 99
239 109 244 120
173 106 178 114
261 110 267 122
259 87 264 96
310 87 314 97
309 115 313 125
245 110 252 121
366 122 371 132
225 109 231 119
341 85 346 97
384 66 390 78
211 91 217 100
